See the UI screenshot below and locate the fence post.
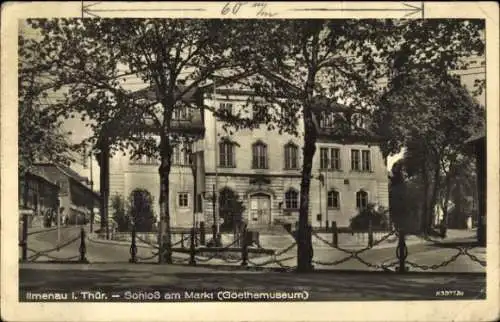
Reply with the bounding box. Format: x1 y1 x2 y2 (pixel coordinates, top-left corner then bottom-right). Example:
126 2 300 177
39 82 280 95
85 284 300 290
368 218 373 248
189 227 196 265
129 226 137 263
331 221 338 247
181 232 185 248
79 227 88 263
396 229 408 273
20 214 28 261
200 222 206 245
241 225 248 267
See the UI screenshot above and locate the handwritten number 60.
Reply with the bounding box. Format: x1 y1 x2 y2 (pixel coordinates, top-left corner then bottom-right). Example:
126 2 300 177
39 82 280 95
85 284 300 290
221 2 246 15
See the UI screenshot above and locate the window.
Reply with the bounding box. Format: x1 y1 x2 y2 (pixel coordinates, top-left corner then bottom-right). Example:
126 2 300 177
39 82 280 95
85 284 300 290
362 150 371 171
252 141 268 169
284 189 299 209
320 112 336 128
173 146 181 165
320 147 341 170
252 105 266 122
173 143 193 166
327 190 339 209
320 148 329 169
330 148 340 170
351 149 360 171
130 155 157 165
356 190 368 209
284 143 298 169
183 143 193 165
178 193 189 208
173 106 191 120
220 103 233 115
219 141 235 168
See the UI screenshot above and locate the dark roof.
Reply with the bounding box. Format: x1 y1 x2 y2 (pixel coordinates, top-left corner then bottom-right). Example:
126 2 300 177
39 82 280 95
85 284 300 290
132 85 202 104
24 170 59 189
465 123 486 144
33 163 100 199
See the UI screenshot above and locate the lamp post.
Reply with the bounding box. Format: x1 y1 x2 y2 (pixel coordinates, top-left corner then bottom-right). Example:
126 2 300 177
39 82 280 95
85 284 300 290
189 147 198 234
202 185 221 246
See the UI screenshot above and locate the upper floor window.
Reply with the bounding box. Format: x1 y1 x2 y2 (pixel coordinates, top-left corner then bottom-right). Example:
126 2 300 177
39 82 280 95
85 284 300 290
252 105 267 123
319 112 336 129
320 147 341 170
356 190 368 209
173 143 193 166
219 141 236 168
327 190 340 209
284 143 298 169
351 149 360 171
219 102 233 115
173 106 191 121
361 150 371 171
284 188 299 210
130 155 158 165
252 141 268 169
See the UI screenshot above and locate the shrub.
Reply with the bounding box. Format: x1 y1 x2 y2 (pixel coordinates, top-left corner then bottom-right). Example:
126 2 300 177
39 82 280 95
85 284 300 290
350 203 390 230
129 189 156 232
111 194 130 232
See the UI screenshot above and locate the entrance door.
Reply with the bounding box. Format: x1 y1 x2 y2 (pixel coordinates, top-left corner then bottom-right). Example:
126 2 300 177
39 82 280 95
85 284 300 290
249 193 271 227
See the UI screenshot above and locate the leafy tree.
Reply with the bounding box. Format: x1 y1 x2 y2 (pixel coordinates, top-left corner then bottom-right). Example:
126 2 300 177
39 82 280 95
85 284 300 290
110 194 129 232
129 189 156 232
25 18 257 263
24 18 485 271
231 19 484 271
218 188 246 233
18 31 73 175
376 72 484 233
230 19 396 272
439 155 477 227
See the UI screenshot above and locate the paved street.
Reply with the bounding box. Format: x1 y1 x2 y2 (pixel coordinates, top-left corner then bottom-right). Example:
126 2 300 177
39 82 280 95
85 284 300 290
19 262 485 301
20 225 487 302
24 226 486 273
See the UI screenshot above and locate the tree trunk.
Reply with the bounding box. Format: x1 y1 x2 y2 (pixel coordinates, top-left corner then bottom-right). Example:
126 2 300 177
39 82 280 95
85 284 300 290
98 136 110 239
297 108 316 272
158 135 173 264
429 160 441 230
442 173 452 227
420 162 430 234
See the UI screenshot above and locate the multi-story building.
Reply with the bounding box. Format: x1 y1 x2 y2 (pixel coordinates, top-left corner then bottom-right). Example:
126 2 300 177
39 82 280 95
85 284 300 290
107 86 389 230
33 163 101 225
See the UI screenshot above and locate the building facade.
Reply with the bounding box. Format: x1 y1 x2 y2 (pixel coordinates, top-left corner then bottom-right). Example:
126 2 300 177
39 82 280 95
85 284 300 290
33 163 101 225
108 87 389 230
19 171 60 228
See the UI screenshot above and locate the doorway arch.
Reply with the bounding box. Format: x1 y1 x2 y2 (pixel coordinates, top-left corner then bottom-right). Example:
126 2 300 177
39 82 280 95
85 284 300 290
248 192 272 227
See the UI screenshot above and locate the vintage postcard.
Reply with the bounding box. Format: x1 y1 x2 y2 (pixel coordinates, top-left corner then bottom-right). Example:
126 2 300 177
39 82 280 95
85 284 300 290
1 1 499 321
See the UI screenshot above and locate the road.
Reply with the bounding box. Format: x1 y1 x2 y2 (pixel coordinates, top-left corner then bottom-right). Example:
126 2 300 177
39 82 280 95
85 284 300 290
19 225 486 301
23 225 486 273
19 262 486 301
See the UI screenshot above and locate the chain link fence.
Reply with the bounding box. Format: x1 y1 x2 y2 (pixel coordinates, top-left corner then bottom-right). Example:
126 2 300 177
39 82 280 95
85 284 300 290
21 215 486 273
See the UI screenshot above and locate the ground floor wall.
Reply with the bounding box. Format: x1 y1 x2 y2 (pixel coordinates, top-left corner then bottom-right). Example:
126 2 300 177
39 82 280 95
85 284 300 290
203 172 389 229
109 166 195 228
108 167 389 230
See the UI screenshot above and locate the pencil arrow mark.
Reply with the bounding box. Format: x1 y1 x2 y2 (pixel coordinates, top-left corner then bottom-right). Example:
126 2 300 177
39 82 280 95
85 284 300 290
81 1 206 18
289 1 424 18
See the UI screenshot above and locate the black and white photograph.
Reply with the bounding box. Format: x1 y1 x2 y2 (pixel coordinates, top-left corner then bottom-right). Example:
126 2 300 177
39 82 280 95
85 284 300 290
1 2 498 322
